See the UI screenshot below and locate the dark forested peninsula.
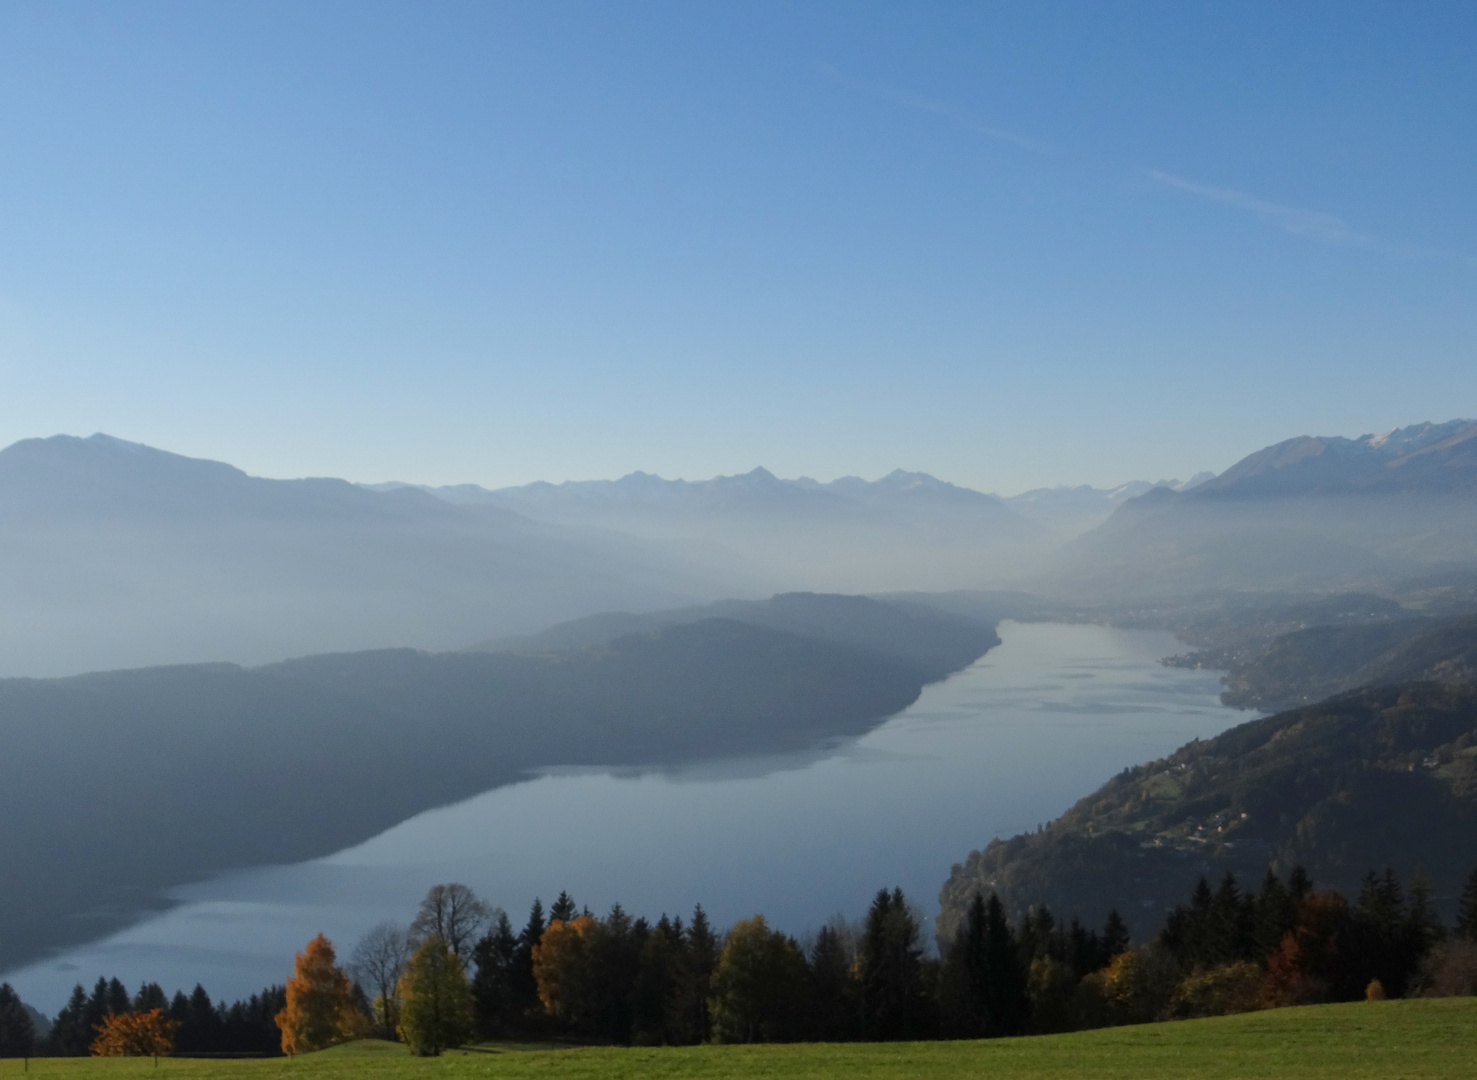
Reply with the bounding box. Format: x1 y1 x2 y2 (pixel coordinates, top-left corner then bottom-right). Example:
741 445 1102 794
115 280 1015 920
939 682 1477 945
0 593 999 973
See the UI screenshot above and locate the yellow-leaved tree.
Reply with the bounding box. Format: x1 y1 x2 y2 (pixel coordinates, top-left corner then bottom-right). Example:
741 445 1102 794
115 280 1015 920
274 933 367 1055
531 915 598 1023
397 935 474 1056
91 1009 179 1057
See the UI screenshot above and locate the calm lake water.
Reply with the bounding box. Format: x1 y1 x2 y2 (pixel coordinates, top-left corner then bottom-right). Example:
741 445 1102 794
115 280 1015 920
7 621 1243 1012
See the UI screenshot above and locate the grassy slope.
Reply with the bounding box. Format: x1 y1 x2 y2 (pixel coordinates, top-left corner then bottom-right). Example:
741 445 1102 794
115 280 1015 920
5 1000 1475 1080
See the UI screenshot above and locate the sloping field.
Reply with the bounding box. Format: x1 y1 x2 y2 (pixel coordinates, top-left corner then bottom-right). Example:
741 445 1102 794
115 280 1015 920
5 1000 1474 1080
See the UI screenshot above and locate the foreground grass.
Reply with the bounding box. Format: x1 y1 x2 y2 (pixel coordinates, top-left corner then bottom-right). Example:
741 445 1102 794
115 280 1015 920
4 999 1475 1080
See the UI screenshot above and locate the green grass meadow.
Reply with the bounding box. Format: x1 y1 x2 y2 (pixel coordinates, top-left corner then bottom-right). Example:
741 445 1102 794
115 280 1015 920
5 999 1474 1080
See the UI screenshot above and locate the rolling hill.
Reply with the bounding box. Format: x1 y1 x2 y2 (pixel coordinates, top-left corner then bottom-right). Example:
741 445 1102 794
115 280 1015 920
0 593 999 973
938 682 1477 946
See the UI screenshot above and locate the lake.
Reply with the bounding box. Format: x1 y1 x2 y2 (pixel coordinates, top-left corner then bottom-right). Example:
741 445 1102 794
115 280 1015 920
6 621 1243 1012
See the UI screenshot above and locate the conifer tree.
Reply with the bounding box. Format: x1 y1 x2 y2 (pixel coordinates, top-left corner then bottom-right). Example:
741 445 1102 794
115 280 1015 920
1287 865 1313 902
0 984 35 1059
674 904 719 1044
132 983 168 1013
550 892 577 923
807 924 856 1041
946 892 990 1036
397 936 474 1056
1457 866 1477 942
981 893 1029 1036
509 898 546 1027
471 912 519 1038
1253 869 1295 959
50 985 90 1056
1100 909 1131 963
274 934 366 1055
858 888 931 1040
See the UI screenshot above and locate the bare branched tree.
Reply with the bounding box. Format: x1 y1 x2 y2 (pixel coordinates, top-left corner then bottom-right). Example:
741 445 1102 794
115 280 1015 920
409 883 492 964
350 922 411 1039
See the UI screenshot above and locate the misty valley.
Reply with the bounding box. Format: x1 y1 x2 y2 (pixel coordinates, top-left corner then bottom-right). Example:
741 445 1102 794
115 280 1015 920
4 419 1477 1054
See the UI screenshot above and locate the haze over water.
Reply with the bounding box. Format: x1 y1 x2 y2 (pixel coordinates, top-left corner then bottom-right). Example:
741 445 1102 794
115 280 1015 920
8 622 1242 1011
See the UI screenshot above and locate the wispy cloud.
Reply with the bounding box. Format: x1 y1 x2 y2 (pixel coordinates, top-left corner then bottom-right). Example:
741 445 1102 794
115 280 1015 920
818 64 1472 269
815 62 1053 155
1147 170 1369 246
1148 169 1477 267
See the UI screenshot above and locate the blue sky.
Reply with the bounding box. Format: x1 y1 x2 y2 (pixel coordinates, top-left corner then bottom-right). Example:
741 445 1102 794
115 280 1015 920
0 1 1472 493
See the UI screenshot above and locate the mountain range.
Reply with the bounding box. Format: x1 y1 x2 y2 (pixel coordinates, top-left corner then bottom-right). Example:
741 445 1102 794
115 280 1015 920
0 434 746 677
1044 420 1477 598
4 419 1476 678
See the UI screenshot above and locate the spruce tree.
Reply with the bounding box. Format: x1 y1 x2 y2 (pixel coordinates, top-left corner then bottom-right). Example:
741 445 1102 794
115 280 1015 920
981 893 1029 1037
0 984 35 1059
133 983 168 1013
947 892 990 1036
550 892 577 923
105 978 131 1018
679 904 719 1044
1253 869 1294 959
1287 865 1313 902
510 899 546 1029
858 888 928 1040
1457 866 1477 942
807 924 856 1041
471 911 519 1038
50 985 89 1056
1100 909 1130 964
1210 873 1250 963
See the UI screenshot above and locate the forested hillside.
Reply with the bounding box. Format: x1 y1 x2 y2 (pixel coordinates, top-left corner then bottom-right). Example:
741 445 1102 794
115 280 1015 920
1220 615 1477 710
0 594 998 973
939 683 1477 944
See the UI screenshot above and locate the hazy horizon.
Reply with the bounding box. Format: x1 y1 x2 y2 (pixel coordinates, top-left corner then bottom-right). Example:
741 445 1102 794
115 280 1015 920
2 3 1472 493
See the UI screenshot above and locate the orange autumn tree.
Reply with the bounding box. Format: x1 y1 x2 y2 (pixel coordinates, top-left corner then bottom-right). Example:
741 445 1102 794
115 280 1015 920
532 915 598 1022
91 1009 179 1057
274 933 367 1055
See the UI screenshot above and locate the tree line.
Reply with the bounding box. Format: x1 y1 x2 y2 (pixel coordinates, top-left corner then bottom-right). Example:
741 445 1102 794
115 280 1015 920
3 864 1475 1057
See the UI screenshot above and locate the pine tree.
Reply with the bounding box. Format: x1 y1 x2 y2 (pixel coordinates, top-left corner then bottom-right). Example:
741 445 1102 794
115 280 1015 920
133 983 168 1013
274 934 366 1055
49 985 90 1056
677 904 719 1044
0 984 35 1058
981 893 1029 1036
1287 865 1313 902
509 898 546 1029
807 924 856 1041
1100 909 1131 964
858 888 929 1040
471 911 519 1038
398 936 475 1055
1253 869 1295 959
630 915 682 1044
946 892 990 1036
1210 873 1252 963
105 978 130 1018
1457 866 1477 942
550 892 577 923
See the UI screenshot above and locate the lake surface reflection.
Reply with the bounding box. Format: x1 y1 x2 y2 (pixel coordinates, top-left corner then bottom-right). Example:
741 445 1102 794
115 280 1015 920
8 621 1241 1011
